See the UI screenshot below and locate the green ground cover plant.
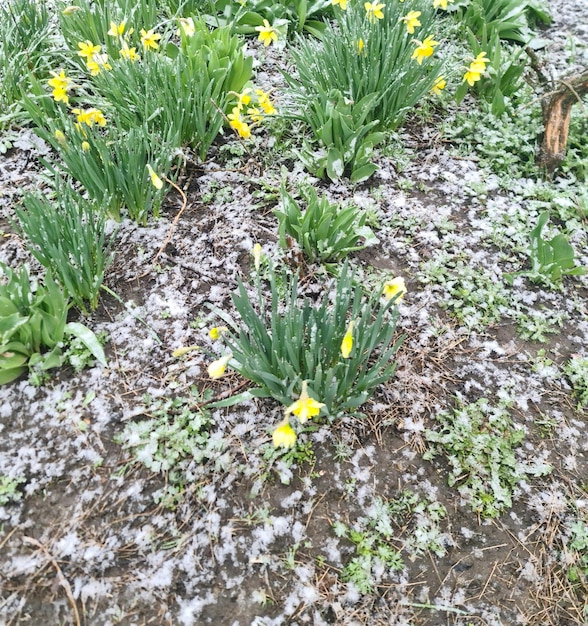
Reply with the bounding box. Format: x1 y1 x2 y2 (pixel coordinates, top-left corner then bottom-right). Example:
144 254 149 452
424 398 551 518
333 492 447 593
563 356 588 409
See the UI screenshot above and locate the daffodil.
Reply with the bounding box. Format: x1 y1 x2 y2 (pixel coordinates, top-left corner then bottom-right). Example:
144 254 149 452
400 10 421 34
81 141 90 152
255 19 278 47
356 38 365 55
382 277 406 302
272 420 297 448
463 52 489 86
146 164 163 190
207 353 232 379
285 381 325 424
433 0 453 9
463 68 482 86
430 75 446 95
119 44 140 61
331 0 347 9
340 321 354 359
107 21 126 37
236 89 252 109
47 70 71 104
411 35 438 64
208 326 228 340
227 107 251 139
172 345 199 357
255 89 276 115
247 106 262 123
72 108 107 127
364 1 385 22
252 243 262 270
86 53 112 76
62 5 80 15
54 130 66 146
140 28 161 50
178 17 195 37
77 40 100 60
470 51 490 71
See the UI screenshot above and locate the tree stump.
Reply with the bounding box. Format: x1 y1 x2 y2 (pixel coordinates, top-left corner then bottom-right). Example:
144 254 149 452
537 69 588 175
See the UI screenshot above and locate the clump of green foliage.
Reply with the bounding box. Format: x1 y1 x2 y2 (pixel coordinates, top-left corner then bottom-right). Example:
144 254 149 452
562 356 588 409
209 261 402 419
424 398 551 518
15 178 115 313
0 264 106 384
275 185 377 263
116 387 226 507
506 212 586 289
332 492 447 593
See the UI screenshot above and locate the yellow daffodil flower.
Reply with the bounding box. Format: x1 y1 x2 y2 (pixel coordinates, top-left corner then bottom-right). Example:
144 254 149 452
331 0 347 9
356 38 365 54
247 106 262 122
340 321 354 359
146 164 163 190
172 345 199 357
382 277 407 302
86 53 112 75
81 141 90 152
227 107 251 139
364 1 385 22
208 326 228 340
463 68 482 86
411 35 438 64
285 381 325 423
400 10 421 34
77 40 100 60
431 75 446 94
236 89 252 109
54 130 66 146
252 243 262 270
107 21 126 37
62 6 80 15
140 28 161 50
72 108 107 127
272 420 297 448
255 89 276 115
255 19 278 47
433 0 454 9
470 51 490 71
178 17 195 37
119 44 140 61
47 70 71 104
207 353 232 379
463 53 489 85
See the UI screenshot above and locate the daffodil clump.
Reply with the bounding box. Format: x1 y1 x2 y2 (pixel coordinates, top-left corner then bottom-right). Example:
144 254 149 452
227 88 276 140
287 0 445 141
206 258 404 449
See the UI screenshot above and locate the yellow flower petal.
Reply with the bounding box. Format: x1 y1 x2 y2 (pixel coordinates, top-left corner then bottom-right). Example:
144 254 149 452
146 164 163 190
285 381 325 423
340 321 354 359
273 421 297 448
207 354 232 379
382 277 406 302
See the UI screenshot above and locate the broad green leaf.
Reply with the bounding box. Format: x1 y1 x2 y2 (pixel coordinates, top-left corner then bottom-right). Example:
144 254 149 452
65 322 107 366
